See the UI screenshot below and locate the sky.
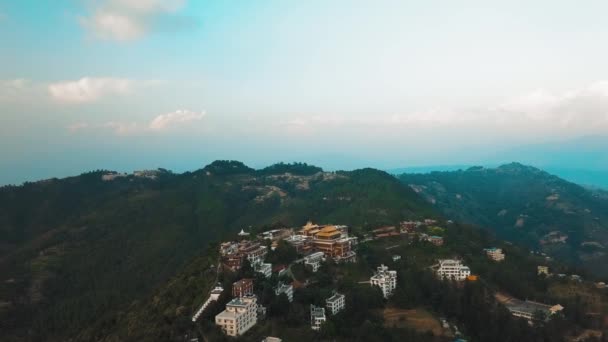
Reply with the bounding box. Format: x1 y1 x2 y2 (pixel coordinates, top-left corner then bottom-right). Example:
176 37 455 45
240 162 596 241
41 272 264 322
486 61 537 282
2 0 608 185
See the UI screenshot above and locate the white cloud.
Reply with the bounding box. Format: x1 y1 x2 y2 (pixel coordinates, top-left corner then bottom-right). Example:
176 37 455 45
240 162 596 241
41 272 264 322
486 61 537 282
0 78 47 104
282 81 608 137
48 77 153 104
80 0 187 41
67 109 206 135
148 109 205 130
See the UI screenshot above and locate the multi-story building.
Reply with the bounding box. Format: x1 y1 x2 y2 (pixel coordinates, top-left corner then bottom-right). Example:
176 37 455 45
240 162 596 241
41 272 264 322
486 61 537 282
260 229 292 241
436 259 471 281
255 262 272 278
310 305 326 330
220 241 268 271
232 278 254 298
370 264 397 298
215 295 258 337
311 225 357 262
326 292 345 315
428 235 444 246
484 247 505 261
500 297 564 322
284 234 314 253
274 283 293 302
304 252 325 272
240 241 268 266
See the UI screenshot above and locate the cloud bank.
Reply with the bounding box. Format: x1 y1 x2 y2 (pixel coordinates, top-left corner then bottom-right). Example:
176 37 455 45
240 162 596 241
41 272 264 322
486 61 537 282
284 81 608 137
68 109 206 135
80 0 188 41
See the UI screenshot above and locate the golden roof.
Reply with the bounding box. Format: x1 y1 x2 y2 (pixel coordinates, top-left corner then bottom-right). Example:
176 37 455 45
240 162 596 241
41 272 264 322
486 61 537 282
315 226 340 237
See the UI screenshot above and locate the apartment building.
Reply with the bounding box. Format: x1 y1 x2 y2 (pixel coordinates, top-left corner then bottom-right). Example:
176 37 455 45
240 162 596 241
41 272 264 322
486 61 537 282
304 251 325 272
326 292 345 315
232 278 254 298
310 305 326 330
274 283 293 302
436 259 471 281
215 295 258 337
370 264 397 298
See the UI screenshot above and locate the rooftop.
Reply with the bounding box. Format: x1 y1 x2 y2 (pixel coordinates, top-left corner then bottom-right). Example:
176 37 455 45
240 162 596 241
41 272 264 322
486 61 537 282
326 293 345 303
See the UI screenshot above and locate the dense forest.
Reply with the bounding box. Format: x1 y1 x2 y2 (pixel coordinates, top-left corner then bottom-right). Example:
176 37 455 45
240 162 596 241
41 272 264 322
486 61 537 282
0 161 434 341
399 163 608 277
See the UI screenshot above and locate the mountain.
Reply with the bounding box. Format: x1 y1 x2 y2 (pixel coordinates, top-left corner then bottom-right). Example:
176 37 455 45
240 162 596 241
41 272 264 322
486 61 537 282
0 161 436 341
399 163 608 276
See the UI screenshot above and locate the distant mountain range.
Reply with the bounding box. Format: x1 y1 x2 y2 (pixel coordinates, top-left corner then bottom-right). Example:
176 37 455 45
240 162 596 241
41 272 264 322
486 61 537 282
388 135 608 189
399 162 608 276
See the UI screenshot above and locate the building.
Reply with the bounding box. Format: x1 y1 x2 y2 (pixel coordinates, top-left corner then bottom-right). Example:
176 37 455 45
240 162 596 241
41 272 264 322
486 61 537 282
192 283 224 322
255 263 272 278
400 221 418 233
298 222 358 262
304 252 325 272
262 338 282 342
260 229 292 241
215 295 258 337
238 229 250 237
240 241 268 266
274 283 293 302
484 248 505 261
370 264 397 298
500 297 564 321
284 234 314 254
436 259 471 281
311 225 357 262
233 279 254 298
310 305 326 330
537 266 549 276
392 255 402 262
326 292 345 315
372 226 399 238
220 240 268 270
428 235 444 246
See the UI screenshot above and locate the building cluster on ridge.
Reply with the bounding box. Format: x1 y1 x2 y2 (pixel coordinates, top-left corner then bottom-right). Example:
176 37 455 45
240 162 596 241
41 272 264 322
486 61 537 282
199 219 566 338
209 221 354 337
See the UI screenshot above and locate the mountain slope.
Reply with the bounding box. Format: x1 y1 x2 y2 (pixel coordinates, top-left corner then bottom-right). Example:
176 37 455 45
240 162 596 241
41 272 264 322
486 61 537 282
399 163 608 275
0 161 436 341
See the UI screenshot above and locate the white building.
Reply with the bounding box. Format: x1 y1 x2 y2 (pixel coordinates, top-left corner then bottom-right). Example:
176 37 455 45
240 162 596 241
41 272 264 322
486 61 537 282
274 283 293 302
370 264 397 298
436 259 471 281
304 252 325 272
215 295 258 337
392 255 402 262
255 262 272 278
326 292 345 315
262 338 282 342
484 248 505 261
310 305 326 331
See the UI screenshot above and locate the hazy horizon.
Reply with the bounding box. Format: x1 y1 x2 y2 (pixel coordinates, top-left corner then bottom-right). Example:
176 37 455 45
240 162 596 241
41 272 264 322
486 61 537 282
2 1 608 185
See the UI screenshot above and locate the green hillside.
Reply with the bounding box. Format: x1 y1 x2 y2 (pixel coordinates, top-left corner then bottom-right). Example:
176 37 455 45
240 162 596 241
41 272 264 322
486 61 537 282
399 163 608 276
0 161 435 341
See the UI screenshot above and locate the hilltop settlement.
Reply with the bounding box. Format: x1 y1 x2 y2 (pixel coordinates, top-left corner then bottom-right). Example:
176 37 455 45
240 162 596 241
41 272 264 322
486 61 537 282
183 218 597 342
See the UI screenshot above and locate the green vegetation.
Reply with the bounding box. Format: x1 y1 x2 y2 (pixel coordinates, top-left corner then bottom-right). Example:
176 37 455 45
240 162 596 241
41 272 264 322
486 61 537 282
0 161 436 341
399 163 608 277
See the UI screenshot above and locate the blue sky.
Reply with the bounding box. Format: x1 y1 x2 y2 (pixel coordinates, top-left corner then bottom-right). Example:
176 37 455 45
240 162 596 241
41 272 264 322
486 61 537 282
2 0 608 185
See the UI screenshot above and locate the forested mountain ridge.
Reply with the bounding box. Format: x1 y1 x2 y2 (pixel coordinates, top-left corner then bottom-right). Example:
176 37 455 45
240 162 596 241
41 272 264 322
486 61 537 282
399 162 608 276
0 161 436 341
